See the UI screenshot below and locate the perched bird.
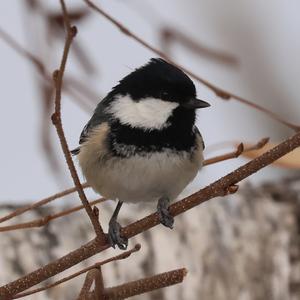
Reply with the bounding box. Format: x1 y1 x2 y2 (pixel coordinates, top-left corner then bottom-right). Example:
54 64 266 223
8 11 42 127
72 58 210 249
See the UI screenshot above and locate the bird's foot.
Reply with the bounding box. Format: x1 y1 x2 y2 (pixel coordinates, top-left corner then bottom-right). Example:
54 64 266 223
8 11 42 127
157 197 174 229
108 218 128 250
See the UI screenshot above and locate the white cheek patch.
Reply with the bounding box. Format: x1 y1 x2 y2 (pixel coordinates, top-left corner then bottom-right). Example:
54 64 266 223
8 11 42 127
108 95 179 130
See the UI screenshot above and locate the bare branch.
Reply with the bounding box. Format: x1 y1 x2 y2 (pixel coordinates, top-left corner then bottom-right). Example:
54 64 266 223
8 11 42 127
13 244 141 299
51 0 105 241
0 198 105 233
0 183 89 224
84 0 300 132
2 130 300 298
104 268 187 299
77 268 104 300
0 25 97 112
160 27 238 66
203 137 269 166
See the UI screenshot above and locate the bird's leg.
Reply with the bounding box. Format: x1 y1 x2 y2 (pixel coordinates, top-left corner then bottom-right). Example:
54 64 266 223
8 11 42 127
108 200 128 250
157 196 174 229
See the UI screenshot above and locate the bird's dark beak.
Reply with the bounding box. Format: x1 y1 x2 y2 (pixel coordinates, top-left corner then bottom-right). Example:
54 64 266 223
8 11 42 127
182 98 211 109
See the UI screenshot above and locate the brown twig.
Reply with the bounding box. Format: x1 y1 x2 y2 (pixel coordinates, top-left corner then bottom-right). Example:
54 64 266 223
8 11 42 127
203 137 269 166
160 27 238 66
0 198 105 232
77 270 97 300
77 269 100 300
51 0 105 241
203 143 244 166
77 268 105 300
83 0 300 132
93 267 105 300
104 268 187 299
2 130 300 298
0 182 89 224
0 25 97 112
13 244 141 299
0 26 46 75
66 76 100 104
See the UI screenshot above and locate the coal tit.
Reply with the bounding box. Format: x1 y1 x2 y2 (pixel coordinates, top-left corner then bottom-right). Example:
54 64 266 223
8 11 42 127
72 58 210 249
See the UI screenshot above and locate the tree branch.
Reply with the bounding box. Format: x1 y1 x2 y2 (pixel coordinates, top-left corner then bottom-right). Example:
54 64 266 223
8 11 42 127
203 137 269 166
0 183 89 224
104 268 187 299
13 245 141 299
51 0 105 241
77 268 104 300
0 198 105 232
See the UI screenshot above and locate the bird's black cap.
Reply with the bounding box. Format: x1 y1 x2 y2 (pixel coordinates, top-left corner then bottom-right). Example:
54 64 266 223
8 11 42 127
111 58 207 108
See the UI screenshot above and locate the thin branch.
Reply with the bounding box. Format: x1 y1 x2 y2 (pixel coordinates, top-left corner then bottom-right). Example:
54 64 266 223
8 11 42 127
13 244 141 299
77 268 104 300
66 76 100 104
0 198 105 233
2 130 300 298
0 25 97 112
51 0 105 241
104 268 187 299
84 0 300 132
127 1 238 67
203 137 269 166
93 267 105 300
0 26 46 75
77 269 99 300
0 182 89 224
160 27 238 66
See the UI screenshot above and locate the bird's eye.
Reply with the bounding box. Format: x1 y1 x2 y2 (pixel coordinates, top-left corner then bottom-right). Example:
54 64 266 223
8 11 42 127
161 91 169 98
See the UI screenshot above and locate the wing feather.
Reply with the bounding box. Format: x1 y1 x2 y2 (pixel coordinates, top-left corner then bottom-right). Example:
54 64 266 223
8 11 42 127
71 95 113 155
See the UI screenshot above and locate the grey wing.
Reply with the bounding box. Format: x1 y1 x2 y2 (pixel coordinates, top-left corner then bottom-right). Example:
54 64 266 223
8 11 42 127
194 126 205 150
71 96 112 155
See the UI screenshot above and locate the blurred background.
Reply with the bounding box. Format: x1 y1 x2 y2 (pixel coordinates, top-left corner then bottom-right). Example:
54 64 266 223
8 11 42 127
0 1 299 299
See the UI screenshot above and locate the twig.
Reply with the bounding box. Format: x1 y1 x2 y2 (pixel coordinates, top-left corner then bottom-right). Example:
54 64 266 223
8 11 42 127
77 269 99 300
93 266 105 300
160 27 238 66
13 244 141 299
104 268 187 299
83 0 300 132
51 0 105 241
0 27 46 75
203 143 244 166
0 183 89 224
2 130 300 298
0 25 97 112
0 198 105 232
66 76 100 104
77 268 105 300
203 137 269 166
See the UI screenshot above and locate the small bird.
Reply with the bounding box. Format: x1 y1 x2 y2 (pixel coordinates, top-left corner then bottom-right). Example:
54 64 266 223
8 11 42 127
72 58 210 249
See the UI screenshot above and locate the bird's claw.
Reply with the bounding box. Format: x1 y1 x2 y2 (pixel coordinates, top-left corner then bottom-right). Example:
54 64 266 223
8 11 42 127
108 219 128 250
157 197 174 229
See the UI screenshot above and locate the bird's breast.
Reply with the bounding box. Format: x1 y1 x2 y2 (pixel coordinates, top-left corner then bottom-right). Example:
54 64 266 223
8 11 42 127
78 123 204 203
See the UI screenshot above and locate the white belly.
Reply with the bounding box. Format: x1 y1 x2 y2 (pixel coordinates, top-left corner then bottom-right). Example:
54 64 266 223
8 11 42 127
81 150 203 203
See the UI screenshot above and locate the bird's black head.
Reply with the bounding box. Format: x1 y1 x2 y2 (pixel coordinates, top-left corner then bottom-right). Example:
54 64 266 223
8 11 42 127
107 58 210 132
113 58 209 109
